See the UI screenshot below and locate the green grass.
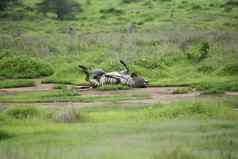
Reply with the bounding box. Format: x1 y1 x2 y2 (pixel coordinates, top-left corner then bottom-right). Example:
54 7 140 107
0 79 35 89
0 0 238 158
0 98 238 159
0 54 54 79
0 89 149 103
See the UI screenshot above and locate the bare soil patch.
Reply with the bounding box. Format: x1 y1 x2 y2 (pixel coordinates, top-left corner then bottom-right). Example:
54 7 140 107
1 80 237 109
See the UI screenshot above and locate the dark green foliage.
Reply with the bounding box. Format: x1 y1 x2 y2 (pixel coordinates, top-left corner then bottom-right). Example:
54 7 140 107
219 63 238 75
191 3 202 10
196 80 238 94
224 0 238 7
0 129 12 141
5 107 40 119
0 0 16 11
199 42 210 61
0 56 54 79
100 8 124 15
222 0 238 12
122 0 143 3
37 0 81 20
186 41 209 62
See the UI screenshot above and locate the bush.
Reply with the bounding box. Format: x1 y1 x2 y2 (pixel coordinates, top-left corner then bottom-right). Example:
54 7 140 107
37 0 81 20
219 63 238 75
0 55 54 78
0 129 12 141
186 42 209 62
5 107 40 119
224 0 238 7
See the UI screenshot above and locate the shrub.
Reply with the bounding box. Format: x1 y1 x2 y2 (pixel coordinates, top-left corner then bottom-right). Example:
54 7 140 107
37 0 81 20
224 0 238 7
199 42 209 61
5 107 40 119
0 129 12 141
0 55 54 78
219 63 238 75
185 41 209 62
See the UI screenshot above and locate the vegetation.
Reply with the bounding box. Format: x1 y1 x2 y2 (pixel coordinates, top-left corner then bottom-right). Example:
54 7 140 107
0 0 237 93
0 89 149 103
0 0 16 11
0 55 54 79
0 79 34 89
0 0 238 158
5 106 40 119
0 97 237 158
37 0 81 20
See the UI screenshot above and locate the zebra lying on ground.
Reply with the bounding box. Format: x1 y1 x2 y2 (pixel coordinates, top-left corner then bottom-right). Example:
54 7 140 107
78 60 148 88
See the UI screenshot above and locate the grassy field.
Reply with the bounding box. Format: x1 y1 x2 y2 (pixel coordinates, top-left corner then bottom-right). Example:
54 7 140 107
0 0 238 93
0 0 238 158
0 89 149 103
0 97 238 159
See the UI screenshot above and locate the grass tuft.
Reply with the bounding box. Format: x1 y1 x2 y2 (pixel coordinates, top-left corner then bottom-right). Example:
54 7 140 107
5 106 40 119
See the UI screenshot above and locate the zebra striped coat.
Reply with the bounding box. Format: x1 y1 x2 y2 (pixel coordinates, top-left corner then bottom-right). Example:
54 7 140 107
89 72 135 88
79 60 148 88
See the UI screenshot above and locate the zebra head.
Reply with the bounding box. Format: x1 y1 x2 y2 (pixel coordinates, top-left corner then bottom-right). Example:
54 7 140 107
119 61 149 88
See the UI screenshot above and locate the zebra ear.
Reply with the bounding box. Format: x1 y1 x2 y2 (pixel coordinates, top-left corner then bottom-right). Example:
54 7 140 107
131 72 138 78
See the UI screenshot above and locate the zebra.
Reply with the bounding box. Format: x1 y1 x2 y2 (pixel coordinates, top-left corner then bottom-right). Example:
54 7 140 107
78 60 148 88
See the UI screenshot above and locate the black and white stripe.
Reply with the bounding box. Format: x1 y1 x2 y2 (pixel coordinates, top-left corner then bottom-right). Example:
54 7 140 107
79 60 148 88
